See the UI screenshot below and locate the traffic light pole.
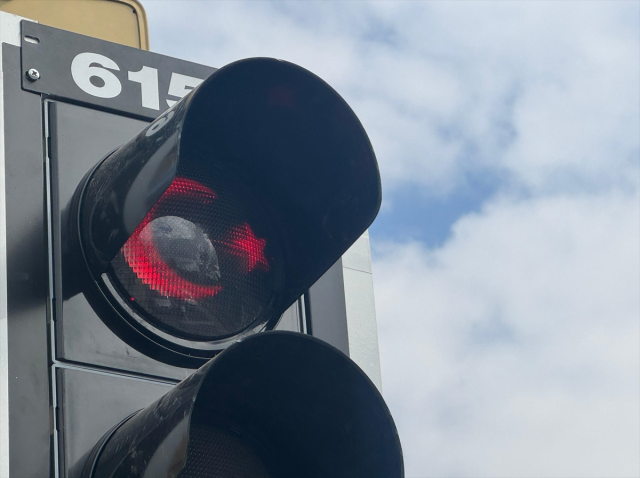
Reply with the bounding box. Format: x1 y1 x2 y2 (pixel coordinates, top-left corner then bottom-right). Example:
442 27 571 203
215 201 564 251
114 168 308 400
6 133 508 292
0 12 390 478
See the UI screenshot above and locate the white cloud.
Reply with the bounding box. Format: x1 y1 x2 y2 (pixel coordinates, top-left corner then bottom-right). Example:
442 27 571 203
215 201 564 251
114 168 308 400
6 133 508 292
375 191 640 477
145 1 638 198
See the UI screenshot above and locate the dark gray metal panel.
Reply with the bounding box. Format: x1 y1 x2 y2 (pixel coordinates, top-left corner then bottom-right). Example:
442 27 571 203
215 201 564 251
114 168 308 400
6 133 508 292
307 258 350 356
56 367 174 477
21 22 216 120
49 101 147 204
50 100 193 380
3 43 51 477
57 293 193 380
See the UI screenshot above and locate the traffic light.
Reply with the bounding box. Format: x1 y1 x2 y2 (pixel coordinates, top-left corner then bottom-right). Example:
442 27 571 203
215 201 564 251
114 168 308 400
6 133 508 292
63 57 382 367
0 14 402 477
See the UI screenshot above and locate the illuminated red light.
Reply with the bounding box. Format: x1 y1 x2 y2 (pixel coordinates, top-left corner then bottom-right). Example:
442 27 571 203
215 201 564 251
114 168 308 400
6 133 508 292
120 177 270 302
122 177 221 300
224 223 270 273
123 226 222 300
161 177 216 203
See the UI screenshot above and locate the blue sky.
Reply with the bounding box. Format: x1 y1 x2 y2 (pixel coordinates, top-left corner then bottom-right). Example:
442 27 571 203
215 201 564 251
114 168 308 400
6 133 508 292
143 2 639 476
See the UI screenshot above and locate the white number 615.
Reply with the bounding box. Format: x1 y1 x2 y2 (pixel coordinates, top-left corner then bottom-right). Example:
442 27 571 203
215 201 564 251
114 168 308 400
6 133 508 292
71 52 205 111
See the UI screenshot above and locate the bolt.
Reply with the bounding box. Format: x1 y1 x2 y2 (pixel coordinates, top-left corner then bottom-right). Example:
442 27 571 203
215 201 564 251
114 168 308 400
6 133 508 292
26 68 40 81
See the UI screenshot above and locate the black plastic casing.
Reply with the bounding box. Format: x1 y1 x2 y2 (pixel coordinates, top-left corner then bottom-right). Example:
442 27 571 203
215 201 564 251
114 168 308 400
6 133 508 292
71 332 403 478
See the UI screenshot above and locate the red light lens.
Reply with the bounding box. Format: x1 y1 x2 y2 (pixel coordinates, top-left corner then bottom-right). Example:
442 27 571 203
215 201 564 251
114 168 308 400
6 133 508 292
226 223 270 273
123 215 222 300
108 167 279 342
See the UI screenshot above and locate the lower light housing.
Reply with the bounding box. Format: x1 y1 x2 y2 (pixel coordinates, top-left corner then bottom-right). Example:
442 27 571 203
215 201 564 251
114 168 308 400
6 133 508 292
71 332 404 478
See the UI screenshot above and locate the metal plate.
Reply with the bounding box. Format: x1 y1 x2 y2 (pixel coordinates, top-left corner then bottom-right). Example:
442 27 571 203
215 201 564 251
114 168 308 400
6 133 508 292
21 21 216 120
56 367 173 477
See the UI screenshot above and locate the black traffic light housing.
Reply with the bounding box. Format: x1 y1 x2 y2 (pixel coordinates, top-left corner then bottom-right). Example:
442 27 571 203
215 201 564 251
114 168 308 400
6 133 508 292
73 332 402 478
65 57 381 367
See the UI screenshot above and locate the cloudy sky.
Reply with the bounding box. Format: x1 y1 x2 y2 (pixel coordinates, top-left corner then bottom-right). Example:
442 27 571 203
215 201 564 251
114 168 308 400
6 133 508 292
142 2 639 477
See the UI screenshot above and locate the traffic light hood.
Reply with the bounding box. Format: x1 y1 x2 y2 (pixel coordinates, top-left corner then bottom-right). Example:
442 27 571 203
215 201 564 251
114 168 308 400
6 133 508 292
72 332 403 478
78 56 381 306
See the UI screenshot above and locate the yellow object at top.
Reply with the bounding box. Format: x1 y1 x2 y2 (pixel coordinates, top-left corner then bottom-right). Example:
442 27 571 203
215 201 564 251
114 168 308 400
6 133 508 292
0 0 149 50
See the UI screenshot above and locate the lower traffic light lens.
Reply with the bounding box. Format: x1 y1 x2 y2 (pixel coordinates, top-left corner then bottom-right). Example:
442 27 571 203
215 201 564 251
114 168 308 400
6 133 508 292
107 166 280 342
179 424 272 478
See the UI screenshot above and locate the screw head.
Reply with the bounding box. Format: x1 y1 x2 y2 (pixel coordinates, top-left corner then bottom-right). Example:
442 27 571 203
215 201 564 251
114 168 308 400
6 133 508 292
26 68 40 81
